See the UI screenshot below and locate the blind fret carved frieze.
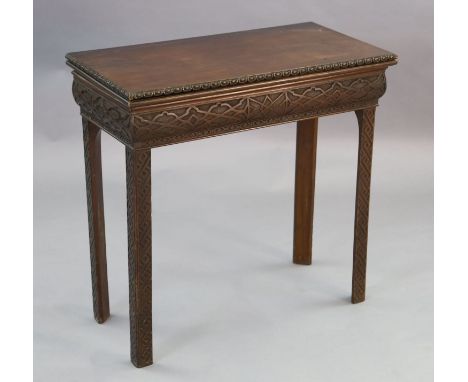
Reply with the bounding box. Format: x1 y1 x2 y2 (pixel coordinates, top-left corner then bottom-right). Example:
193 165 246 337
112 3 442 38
72 72 386 149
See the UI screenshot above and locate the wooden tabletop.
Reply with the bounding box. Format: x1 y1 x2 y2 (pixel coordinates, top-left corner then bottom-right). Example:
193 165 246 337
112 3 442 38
66 22 397 101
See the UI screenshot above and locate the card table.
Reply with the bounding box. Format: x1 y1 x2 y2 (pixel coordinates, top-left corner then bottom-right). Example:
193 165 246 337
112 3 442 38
66 22 397 367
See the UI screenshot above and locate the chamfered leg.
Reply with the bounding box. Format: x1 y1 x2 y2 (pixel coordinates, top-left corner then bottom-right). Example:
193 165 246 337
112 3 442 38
293 118 318 265
352 107 376 304
82 118 110 323
126 147 153 368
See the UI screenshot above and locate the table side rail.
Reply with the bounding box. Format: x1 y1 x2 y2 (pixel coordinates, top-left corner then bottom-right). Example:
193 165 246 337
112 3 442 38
71 70 387 149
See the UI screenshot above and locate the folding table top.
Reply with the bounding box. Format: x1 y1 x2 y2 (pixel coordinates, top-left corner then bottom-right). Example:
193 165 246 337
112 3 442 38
66 22 397 101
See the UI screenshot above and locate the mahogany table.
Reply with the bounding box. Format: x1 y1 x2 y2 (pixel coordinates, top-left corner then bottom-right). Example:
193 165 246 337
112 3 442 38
66 22 397 368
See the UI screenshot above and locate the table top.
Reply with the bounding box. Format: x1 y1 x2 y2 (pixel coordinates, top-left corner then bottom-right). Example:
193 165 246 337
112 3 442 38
66 22 397 101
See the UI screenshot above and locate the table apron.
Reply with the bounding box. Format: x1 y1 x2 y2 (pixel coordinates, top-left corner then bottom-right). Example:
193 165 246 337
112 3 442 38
72 71 386 149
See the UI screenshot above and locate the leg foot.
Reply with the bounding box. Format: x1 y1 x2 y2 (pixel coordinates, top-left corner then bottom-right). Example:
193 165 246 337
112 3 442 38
82 119 110 323
126 147 153 367
293 118 318 265
352 107 376 303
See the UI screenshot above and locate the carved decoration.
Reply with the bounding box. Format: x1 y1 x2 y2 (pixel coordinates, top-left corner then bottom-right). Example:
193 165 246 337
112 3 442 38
67 53 396 100
133 73 386 148
72 80 133 145
72 73 386 149
352 107 375 303
126 147 153 367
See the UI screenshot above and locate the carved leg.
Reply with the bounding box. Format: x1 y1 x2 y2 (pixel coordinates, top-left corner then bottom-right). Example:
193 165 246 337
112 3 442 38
126 147 153 367
293 118 318 265
352 107 376 304
82 119 110 323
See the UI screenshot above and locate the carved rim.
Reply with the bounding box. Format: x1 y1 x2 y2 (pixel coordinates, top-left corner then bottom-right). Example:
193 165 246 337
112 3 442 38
66 53 397 101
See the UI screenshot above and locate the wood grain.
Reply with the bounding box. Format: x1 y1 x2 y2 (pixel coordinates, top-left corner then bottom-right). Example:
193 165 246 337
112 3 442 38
352 107 376 303
293 118 318 265
66 22 396 100
82 119 110 323
68 22 397 368
126 147 153 367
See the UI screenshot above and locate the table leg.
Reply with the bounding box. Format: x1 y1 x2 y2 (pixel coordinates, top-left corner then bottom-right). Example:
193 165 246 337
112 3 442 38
293 118 318 265
352 107 376 303
126 147 153 367
82 119 110 323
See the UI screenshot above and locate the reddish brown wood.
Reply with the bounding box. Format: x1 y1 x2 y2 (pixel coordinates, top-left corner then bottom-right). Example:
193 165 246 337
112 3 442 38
68 22 397 368
66 22 395 100
126 147 153 367
71 71 388 150
352 107 376 303
82 119 110 323
293 118 318 265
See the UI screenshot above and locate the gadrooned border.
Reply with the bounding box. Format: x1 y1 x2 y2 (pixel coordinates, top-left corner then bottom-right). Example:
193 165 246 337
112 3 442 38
66 53 397 101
